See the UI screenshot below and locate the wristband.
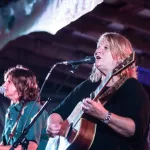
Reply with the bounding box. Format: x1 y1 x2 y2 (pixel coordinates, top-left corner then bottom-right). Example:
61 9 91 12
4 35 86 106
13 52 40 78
101 111 111 124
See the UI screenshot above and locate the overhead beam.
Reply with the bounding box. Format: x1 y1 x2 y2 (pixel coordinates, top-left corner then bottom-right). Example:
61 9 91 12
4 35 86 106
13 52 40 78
2 45 91 79
67 19 150 54
121 0 150 8
90 4 150 33
28 31 96 55
7 36 91 66
0 53 87 88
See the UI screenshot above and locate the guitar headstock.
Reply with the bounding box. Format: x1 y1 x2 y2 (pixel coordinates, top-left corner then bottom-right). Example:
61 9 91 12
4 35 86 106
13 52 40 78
112 52 135 76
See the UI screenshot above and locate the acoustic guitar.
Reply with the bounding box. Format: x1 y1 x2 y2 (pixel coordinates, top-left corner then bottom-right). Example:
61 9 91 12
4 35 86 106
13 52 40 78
46 52 135 150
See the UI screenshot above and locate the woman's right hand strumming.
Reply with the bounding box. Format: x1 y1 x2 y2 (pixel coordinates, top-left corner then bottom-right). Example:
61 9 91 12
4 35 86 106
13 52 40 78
46 113 63 137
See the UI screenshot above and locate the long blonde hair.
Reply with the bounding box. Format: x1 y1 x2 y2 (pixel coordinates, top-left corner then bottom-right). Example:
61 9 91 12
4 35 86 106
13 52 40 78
90 32 137 82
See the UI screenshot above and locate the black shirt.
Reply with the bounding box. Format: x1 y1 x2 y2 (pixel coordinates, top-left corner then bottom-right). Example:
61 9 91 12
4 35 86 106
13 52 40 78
52 78 150 150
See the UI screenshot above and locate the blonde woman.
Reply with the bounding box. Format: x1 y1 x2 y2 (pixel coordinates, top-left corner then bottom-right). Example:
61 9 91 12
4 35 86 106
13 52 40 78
46 32 149 150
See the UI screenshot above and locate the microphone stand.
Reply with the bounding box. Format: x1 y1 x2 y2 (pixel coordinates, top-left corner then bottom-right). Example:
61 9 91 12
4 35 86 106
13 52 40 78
9 97 52 150
9 63 79 150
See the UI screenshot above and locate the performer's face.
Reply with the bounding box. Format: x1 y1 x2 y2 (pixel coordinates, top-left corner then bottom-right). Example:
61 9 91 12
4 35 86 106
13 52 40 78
3 76 20 102
94 39 117 75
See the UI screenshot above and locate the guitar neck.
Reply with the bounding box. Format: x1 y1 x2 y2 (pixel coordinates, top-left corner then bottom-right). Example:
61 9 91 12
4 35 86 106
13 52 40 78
91 72 112 102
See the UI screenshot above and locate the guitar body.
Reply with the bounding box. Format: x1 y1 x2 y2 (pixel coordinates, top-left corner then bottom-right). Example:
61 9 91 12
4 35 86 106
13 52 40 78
46 101 97 150
59 117 97 150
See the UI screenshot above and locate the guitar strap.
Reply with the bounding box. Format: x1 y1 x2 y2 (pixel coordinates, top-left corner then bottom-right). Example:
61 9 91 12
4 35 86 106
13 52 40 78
7 101 25 145
98 76 128 105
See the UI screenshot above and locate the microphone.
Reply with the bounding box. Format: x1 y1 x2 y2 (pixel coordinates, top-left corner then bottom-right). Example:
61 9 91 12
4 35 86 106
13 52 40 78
0 86 5 94
57 56 95 65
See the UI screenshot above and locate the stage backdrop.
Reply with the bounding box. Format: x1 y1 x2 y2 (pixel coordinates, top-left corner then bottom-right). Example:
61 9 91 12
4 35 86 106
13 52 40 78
0 0 103 50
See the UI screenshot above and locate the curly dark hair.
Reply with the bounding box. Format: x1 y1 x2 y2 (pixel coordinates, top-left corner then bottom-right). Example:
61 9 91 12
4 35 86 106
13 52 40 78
4 65 39 102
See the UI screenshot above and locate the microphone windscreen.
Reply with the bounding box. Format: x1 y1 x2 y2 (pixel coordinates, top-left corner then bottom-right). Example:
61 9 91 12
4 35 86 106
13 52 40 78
86 56 95 64
0 86 5 94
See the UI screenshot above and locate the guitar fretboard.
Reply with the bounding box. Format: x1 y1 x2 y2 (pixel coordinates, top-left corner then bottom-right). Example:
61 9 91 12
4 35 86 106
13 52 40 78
91 72 112 101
